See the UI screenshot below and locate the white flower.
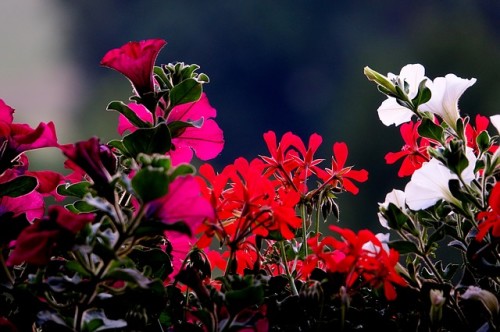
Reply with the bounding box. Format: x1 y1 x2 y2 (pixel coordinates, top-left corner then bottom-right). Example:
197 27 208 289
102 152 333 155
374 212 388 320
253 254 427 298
377 64 427 126
404 148 477 210
377 189 407 229
419 74 476 131
490 115 500 164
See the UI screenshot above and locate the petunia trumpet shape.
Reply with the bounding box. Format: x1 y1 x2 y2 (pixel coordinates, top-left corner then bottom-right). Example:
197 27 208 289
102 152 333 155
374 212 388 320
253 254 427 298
377 64 428 126
419 74 476 131
404 148 477 210
101 38 167 96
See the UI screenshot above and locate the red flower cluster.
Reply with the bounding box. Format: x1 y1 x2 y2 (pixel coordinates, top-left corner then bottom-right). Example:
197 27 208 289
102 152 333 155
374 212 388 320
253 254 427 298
304 226 406 300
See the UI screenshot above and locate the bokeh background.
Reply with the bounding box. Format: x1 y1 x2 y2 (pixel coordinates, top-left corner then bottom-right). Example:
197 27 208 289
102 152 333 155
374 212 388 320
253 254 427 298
1 1 499 232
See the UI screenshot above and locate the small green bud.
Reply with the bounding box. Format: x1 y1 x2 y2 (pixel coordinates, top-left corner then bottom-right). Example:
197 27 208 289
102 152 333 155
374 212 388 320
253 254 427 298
364 66 398 96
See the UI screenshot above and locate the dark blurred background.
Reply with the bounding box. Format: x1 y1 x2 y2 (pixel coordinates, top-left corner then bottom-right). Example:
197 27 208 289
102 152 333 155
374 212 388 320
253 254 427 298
1 1 499 231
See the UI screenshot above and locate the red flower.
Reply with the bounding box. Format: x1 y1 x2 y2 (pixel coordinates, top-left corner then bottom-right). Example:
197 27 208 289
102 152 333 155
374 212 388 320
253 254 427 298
465 114 498 155
260 131 325 193
385 121 431 177
317 142 368 195
7 206 94 266
60 137 117 202
328 226 407 300
476 182 500 241
101 38 167 96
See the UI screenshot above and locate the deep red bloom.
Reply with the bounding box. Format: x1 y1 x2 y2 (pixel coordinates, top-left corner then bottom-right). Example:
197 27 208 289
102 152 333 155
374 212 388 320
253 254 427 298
60 137 117 201
385 121 431 177
117 94 224 165
260 131 325 193
197 157 302 254
7 206 94 265
476 182 500 241
100 38 167 96
327 226 407 300
465 114 498 155
317 142 368 195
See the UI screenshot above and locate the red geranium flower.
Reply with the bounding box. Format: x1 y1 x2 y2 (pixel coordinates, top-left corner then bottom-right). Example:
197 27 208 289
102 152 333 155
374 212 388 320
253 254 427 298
385 121 431 177
476 182 500 241
100 38 167 96
317 142 368 195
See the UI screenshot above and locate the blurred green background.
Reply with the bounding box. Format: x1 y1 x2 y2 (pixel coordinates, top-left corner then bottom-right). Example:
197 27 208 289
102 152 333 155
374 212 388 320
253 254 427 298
1 1 499 232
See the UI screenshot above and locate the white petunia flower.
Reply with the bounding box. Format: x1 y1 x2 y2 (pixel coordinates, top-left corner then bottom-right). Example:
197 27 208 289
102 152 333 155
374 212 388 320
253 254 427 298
377 64 427 126
377 189 407 229
404 148 477 210
490 115 500 164
419 74 476 131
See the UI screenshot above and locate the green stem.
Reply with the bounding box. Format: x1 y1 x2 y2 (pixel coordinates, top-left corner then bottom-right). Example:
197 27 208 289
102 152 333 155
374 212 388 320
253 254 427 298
279 241 299 296
300 203 308 257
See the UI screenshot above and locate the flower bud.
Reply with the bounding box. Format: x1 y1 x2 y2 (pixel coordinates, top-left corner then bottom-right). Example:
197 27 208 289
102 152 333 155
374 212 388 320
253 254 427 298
429 289 445 325
364 66 398 97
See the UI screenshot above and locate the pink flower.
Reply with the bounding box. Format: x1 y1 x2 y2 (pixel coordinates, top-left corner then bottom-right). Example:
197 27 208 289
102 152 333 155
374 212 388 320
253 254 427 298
118 93 224 164
0 99 59 173
0 169 44 222
100 39 167 96
146 175 215 237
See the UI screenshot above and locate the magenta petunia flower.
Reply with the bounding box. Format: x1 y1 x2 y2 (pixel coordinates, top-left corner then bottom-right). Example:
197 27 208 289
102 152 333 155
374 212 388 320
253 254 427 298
0 168 44 222
117 93 224 164
0 99 59 173
100 38 167 96
146 175 214 237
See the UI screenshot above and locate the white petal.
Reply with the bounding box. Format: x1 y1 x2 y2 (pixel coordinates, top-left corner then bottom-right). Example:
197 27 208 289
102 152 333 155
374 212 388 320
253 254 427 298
399 64 427 98
405 158 457 210
490 115 500 133
377 98 415 126
420 74 476 129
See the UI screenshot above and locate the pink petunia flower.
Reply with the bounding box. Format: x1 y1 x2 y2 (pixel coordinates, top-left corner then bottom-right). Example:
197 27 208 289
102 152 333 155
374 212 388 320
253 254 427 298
118 93 224 164
100 39 167 96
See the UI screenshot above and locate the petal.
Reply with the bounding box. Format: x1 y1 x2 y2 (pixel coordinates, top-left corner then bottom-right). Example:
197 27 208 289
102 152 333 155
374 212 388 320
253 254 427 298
377 98 415 126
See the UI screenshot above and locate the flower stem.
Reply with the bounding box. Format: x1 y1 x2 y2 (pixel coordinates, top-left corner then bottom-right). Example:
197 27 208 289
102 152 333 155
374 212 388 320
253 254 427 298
279 241 299 296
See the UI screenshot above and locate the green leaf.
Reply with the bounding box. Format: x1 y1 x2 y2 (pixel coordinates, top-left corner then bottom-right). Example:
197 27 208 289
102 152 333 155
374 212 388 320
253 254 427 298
169 78 202 107
107 139 128 156
57 181 93 199
476 130 492 153
105 268 152 288
225 283 264 315
388 240 419 255
122 122 172 157
418 117 444 142
106 101 151 129
132 167 170 203
0 175 37 197
82 309 127 332
384 203 410 230
411 79 431 107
